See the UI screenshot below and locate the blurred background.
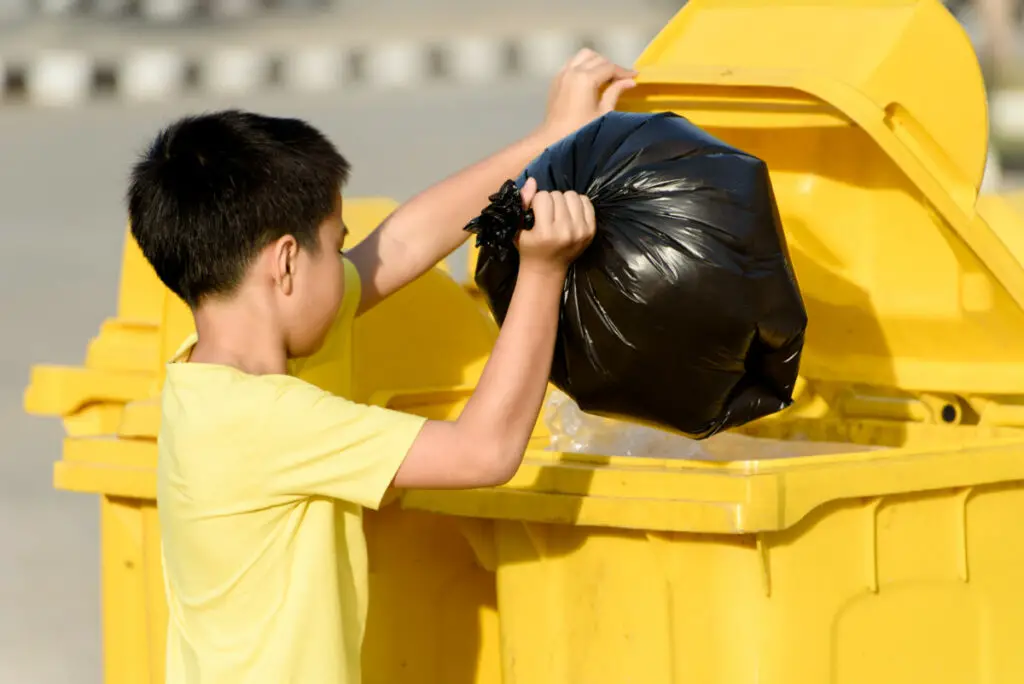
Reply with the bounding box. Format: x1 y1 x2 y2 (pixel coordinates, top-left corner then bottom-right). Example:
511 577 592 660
0 0 1020 682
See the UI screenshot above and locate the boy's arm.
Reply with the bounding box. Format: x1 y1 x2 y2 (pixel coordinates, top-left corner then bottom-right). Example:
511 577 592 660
346 49 634 315
392 260 564 488
393 185 596 489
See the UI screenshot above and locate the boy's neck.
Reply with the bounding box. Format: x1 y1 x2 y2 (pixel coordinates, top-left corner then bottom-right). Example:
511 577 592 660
190 297 289 376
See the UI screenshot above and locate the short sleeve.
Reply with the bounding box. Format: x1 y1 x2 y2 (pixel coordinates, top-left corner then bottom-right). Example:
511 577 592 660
260 376 426 509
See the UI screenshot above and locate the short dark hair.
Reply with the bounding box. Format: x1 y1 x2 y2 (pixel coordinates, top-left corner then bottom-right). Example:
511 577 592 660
127 109 350 307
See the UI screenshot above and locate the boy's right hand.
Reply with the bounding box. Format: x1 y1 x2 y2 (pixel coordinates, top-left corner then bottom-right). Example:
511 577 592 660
395 180 597 491
517 177 596 271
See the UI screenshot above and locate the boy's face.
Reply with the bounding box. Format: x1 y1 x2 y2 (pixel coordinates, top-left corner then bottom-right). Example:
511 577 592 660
284 195 348 358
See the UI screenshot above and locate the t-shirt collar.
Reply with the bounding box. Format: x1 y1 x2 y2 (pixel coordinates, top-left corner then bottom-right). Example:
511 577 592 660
170 334 199 364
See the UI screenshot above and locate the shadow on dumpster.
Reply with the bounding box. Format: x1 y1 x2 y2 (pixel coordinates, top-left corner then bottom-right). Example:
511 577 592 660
352 268 500 684
363 505 497 684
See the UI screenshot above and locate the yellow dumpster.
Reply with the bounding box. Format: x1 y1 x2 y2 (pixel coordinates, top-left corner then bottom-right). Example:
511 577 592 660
407 1 1024 682
23 225 166 436
26 200 506 684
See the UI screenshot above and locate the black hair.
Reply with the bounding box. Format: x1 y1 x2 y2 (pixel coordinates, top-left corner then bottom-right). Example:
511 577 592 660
127 109 350 308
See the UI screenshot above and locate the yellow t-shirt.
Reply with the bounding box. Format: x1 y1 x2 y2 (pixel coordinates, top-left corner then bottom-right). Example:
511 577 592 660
157 261 426 683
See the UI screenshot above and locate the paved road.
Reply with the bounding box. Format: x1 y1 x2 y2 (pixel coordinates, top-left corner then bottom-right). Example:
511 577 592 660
0 81 549 684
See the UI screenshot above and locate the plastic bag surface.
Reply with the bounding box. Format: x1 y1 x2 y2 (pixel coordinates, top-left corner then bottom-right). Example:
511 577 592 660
545 390 879 461
470 111 807 439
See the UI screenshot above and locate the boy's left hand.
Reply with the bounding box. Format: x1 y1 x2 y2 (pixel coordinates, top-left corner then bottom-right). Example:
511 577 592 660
540 49 637 142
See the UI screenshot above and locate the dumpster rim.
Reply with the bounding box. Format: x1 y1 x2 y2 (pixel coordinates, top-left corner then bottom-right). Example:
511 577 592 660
402 437 1024 533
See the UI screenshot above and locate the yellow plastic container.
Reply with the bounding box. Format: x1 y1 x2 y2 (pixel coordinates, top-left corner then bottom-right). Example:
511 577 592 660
403 1 1024 682
27 199 507 684
23 227 165 436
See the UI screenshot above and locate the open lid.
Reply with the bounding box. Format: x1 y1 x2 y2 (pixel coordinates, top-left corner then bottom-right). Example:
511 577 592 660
619 0 1024 395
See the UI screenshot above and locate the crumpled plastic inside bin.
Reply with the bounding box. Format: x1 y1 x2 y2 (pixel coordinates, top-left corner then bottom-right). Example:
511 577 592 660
544 390 880 461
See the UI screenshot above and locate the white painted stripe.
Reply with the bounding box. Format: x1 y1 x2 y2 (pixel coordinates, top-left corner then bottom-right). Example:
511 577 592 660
25 50 92 106
203 46 270 95
281 46 345 93
446 35 506 84
362 40 430 88
120 49 188 101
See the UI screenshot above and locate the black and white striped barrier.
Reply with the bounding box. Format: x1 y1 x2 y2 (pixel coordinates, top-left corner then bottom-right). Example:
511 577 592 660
0 0 332 23
0 26 656 105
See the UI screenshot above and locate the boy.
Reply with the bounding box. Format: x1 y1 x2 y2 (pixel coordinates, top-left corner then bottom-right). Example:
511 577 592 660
128 49 635 683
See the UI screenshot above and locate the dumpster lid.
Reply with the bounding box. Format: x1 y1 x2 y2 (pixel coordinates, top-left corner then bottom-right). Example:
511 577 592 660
618 0 1024 395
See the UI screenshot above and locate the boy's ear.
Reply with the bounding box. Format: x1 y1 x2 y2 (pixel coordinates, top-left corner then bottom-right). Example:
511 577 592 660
272 235 299 295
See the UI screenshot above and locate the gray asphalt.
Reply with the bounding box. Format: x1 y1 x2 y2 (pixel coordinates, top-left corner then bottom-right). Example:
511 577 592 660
0 81 549 684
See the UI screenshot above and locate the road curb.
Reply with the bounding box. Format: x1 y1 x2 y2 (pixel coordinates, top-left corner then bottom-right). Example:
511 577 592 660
0 25 657 106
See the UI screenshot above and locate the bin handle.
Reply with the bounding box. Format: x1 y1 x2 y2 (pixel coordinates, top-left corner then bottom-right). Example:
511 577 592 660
24 365 156 417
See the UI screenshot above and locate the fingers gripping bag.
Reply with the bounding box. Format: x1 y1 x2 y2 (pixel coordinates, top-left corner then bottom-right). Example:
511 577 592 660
466 111 807 439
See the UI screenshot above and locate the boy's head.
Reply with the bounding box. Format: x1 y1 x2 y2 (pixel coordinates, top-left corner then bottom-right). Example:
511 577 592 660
128 110 350 357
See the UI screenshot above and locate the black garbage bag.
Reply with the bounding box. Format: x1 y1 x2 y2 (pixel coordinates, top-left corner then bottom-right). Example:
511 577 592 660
466 111 807 439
